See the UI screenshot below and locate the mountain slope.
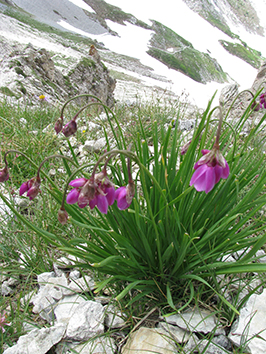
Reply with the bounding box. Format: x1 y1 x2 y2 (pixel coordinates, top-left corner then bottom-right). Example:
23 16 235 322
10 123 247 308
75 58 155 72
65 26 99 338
0 0 265 107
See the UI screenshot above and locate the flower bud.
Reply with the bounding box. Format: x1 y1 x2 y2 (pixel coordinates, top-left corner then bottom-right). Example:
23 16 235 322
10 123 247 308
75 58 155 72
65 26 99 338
62 120 77 137
58 208 68 225
54 118 63 134
0 166 9 182
180 140 191 155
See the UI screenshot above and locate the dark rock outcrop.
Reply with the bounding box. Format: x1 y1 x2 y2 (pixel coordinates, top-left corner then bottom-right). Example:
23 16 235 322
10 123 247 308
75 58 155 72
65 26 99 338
0 41 116 106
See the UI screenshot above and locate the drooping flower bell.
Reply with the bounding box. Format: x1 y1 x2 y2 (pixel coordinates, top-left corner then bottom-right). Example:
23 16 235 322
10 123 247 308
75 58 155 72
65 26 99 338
0 166 9 182
54 117 63 134
62 120 77 137
190 148 229 194
19 177 41 200
115 181 135 210
57 207 68 225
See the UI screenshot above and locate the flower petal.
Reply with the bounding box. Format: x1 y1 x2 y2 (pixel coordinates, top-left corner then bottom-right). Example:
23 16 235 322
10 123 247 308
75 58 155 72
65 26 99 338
105 186 115 206
190 164 208 186
19 182 29 196
204 167 215 193
116 188 130 210
97 194 108 214
221 161 230 179
69 178 87 188
214 165 223 184
66 188 80 204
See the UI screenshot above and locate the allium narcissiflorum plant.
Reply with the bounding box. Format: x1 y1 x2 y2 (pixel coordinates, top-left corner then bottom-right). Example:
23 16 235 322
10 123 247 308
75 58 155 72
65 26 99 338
1 92 266 315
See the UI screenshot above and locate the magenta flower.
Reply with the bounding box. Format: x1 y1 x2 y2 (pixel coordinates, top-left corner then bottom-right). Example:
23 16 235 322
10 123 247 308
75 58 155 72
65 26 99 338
0 312 10 333
96 194 108 214
0 166 9 182
115 181 135 210
19 177 41 200
259 93 266 109
190 149 229 194
54 117 63 134
62 120 77 137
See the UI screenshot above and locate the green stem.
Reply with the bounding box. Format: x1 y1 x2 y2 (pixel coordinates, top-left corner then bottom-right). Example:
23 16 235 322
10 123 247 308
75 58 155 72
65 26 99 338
60 94 102 119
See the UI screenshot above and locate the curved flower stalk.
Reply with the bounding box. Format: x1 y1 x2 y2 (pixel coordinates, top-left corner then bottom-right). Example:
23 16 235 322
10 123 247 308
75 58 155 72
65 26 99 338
54 94 103 136
17 154 76 200
190 107 230 193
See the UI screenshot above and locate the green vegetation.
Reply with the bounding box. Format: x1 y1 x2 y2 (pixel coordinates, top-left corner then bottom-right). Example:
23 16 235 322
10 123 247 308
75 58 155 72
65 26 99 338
1 93 266 351
147 21 228 83
219 39 264 68
0 87 17 97
85 0 151 30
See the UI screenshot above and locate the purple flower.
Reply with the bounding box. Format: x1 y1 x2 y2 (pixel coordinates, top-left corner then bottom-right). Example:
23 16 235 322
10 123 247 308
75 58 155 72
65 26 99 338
259 93 266 109
0 312 10 333
0 166 9 182
66 172 119 214
62 120 77 137
96 194 108 214
19 177 41 200
180 140 192 155
190 149 229 194
54 117 63 134
115 181 135 210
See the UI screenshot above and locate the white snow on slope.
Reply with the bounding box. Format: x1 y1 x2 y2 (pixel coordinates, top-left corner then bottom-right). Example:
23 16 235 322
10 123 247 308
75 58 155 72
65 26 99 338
59 0 263 107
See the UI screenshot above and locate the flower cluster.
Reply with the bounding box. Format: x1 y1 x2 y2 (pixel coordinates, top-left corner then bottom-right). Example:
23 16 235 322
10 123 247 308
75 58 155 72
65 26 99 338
66 173 134 214
190 148 229 194
19 177 41 200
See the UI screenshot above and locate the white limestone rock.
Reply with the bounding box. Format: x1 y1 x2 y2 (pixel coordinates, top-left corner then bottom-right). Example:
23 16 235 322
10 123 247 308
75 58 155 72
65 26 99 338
229 288 266 354
164 309 222 334
65 300 105 341
157 322 191 343
3 324 66 354
54 294 86 324
32 275 68 322
72 337 116 354
61 275 94 296
121 327 177 354
104 304 126 329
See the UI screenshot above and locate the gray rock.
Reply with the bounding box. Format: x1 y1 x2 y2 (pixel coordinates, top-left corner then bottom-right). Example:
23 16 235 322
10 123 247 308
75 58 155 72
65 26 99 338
54 294 86 324
164 309 221 334
32 275 68 322
65 300 105 341
93 137 106 152
62 275 95 296
197 339 230 354
104 304 126 329
229 288 266 354
3 324 66 354
72 337 116 354
157 322 191 343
